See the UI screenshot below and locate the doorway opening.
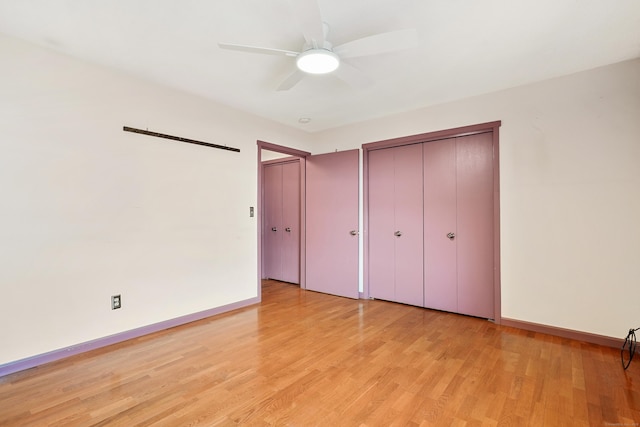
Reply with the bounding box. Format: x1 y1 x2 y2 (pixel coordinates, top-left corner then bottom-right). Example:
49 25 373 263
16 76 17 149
257 141 310 300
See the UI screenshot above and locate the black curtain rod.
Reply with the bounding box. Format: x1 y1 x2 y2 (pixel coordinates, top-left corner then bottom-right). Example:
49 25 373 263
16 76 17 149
123 126 240 153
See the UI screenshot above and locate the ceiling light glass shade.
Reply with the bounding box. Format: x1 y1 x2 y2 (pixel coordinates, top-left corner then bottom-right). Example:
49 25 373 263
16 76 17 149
296 49 340 74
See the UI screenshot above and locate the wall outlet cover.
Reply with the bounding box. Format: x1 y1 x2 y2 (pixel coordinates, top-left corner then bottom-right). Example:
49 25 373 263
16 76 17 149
111 295 122 310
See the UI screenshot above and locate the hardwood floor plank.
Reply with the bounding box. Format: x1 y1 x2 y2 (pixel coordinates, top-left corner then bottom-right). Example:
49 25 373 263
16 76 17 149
1 280 639 426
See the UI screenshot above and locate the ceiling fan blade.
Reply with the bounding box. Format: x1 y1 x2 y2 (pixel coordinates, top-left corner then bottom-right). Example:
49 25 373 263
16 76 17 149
287 0 325 47
218 42 299 57
334 62 373 89
276 69 306 91
333 28 418 58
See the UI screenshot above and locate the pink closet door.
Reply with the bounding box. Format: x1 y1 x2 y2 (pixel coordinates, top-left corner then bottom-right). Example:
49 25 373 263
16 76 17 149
263 163 283 280
369 144 423 306
393 143 424 306
281 161 300 284
456 133 494 318
306 150 359 299
368 147 396 302
423 138 458 312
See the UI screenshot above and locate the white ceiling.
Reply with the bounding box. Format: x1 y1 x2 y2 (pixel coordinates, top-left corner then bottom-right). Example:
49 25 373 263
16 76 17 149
0 1 639 132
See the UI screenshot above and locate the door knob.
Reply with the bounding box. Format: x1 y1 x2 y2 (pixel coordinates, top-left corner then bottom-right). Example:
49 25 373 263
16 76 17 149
350 230 359 236
394 231 402 237
271 227 277 232
285 227 291 232
447 232 455 240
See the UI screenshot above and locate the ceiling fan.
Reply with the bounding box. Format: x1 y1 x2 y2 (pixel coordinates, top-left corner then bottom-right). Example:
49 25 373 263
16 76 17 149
218 0 418 91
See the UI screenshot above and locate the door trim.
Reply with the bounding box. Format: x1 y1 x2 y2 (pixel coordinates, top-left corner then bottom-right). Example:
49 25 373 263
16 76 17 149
257 141 310 300
362 121 502 323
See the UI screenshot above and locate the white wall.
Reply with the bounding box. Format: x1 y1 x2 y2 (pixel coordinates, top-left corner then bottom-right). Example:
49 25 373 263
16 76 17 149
0 35 312 365
314 58 640 339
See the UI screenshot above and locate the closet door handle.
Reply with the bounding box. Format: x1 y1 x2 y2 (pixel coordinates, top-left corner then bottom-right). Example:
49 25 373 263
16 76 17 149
271 227 277 232
285 227 291 232
350 230 359 236
447 232 455 240
394 231 402 237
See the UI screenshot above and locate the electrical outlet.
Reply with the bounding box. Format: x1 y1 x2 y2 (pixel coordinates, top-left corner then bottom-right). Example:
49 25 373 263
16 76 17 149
111 295 121 310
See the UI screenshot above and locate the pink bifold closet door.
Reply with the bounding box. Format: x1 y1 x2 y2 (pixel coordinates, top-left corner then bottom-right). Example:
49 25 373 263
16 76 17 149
423 138 458 312
263 163 283 280
456 133 494 318
393 144 424 306
306 150 359 299
262 160 300 284
280 161 300 284
368 148 396 302
369 143 423 306
369 130 495 318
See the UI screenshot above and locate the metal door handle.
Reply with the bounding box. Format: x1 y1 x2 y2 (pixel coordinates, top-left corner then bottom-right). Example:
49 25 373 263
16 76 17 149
271 227 277 232
285 227 291 232
394 231 402 237
350 230 359 236
447 232 455 240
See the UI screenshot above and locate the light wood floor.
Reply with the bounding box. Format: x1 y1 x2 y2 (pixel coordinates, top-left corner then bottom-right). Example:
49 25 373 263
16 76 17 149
1 280 638 426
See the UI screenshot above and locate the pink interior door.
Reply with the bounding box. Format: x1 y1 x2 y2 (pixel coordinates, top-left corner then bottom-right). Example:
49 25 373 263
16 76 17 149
423 138 458 312
306 150 359 299
456 133 494 318
281 161 300 284
263 163 283 280
393 143 424 306
368 148 396 302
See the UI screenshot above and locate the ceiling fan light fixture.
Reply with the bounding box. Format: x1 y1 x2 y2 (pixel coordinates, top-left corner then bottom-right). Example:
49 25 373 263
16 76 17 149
296 49 340 74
